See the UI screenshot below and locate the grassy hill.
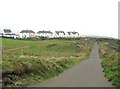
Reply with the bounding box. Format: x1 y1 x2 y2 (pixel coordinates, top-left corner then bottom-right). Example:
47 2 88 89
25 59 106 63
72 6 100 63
2 38 94 87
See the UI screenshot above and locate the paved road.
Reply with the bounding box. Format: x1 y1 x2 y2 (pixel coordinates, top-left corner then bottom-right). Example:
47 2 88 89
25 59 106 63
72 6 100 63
28 43 115 87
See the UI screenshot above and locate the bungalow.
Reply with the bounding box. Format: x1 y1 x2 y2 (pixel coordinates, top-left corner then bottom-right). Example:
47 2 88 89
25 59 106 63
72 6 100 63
36 30 53 38
3 29 17 38
55 31 66 38
20 29 35 38
67 31 79 38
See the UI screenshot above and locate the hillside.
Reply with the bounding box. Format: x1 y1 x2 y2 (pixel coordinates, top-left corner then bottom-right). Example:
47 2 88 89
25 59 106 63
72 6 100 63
2 38 94 87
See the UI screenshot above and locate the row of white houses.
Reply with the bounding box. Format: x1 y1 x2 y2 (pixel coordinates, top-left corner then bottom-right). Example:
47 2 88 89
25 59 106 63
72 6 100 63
1 29 80 39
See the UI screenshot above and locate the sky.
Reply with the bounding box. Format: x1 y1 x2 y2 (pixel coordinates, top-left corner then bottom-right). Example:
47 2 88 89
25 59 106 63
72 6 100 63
0 0 119 38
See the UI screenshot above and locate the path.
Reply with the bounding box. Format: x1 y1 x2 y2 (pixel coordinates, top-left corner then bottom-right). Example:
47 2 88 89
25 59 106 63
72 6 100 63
28 43 115 88
0 46 29 54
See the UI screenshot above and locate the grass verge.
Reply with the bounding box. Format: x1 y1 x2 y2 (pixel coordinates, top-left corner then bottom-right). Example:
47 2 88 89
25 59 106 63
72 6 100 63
98 38 120 89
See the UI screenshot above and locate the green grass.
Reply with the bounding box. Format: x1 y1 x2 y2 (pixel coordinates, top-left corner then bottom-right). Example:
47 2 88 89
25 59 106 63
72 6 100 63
98 38 120 89
2 37 94 87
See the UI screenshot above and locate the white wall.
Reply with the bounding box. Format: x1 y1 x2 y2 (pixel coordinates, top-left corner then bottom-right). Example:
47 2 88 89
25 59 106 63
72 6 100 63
19 33 35 38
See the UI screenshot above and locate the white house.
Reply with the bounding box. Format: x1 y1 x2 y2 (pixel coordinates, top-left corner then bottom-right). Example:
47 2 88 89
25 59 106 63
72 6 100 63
67 31 79 38
3 29 12 37
36 30 53 38
20 30 35 38
55 31 66 38
2 29 17 38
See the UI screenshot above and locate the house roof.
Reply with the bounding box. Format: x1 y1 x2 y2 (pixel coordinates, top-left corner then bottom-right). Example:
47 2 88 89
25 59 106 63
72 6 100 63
20 30 35 33
67 31 79 35
67 32 71 35
55 31 65 35
37 30 52 34
72 32 78 34
4 29 11 33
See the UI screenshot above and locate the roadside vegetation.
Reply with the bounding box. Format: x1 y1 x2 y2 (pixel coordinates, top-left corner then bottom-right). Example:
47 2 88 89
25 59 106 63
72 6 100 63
2 37 94 87
98 38 120 88
0 38 2 88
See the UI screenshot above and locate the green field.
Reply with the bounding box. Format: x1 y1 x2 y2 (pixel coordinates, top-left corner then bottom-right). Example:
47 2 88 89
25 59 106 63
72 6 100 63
2 38 94 87
98 38 120 88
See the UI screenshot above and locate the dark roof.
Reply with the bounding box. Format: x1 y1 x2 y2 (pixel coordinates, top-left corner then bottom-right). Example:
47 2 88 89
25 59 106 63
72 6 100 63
67 31 79 35
37 30 52 34
67 32 71 35
20 30 35 33
72 32 78 34
55 31 65 35
4 29 11 33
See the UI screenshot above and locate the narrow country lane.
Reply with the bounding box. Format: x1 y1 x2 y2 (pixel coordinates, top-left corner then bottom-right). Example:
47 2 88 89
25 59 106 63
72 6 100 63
28 43 115 88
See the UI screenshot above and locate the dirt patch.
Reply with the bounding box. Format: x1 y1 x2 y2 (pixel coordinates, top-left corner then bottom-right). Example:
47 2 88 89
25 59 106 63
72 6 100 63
0 46 30 54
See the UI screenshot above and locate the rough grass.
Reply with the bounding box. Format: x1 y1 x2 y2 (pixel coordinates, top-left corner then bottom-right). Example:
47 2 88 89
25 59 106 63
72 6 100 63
2 38 94 87
0 38 2 88
98 38 120 89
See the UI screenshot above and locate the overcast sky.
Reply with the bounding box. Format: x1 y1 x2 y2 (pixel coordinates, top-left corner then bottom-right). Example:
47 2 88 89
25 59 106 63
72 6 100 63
0 0 119 38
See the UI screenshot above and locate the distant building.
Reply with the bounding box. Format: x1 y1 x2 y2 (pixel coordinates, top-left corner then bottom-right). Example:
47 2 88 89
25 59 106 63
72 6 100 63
3 29 17 38
55 31 65 38
20 29 35 38
3 29 12 34
36 30 53 38
67 31 79 38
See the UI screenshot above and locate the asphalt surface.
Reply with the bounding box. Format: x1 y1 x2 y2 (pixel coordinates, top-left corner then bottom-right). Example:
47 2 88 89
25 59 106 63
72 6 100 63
28 43 115 88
